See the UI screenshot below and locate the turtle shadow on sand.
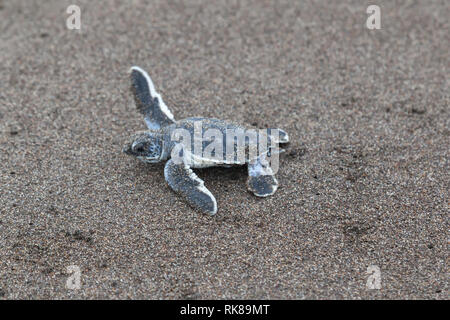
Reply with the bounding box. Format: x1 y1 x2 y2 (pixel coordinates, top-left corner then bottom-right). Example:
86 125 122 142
133 159 247 192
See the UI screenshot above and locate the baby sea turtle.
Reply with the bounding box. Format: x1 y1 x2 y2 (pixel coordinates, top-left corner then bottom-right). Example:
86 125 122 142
123 66 289 215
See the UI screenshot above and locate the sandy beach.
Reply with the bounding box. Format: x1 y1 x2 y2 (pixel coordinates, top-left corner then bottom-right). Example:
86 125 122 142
0 0 448 299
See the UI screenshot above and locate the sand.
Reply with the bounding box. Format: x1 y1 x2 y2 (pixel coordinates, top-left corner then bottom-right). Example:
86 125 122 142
0 0 448 299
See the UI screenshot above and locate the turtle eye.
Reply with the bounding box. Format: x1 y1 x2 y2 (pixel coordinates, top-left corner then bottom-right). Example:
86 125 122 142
133 143 146 153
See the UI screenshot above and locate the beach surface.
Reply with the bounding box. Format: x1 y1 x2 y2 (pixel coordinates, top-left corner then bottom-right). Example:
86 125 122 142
0 0 448 299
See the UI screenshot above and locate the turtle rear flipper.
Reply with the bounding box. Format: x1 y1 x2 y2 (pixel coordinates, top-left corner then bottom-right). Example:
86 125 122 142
267 128 289 144
130 66 175 130
164 158 217 215
247 156 278 197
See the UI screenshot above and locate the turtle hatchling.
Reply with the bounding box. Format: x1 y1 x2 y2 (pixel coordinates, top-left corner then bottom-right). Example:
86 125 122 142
123 66 289 215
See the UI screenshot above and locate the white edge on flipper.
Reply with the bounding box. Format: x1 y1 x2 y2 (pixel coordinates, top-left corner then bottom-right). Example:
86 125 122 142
129 66 175 121
186 165 218 215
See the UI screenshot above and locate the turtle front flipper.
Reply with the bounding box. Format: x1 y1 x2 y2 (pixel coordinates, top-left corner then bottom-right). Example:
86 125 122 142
130 66 175 130
247 155 278 197
164 158 217 215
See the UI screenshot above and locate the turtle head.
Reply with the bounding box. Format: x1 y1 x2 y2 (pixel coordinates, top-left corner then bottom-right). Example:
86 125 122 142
123 131 164 163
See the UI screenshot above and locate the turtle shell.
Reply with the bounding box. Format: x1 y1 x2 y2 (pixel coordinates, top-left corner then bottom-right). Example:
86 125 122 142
164 117 273 168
